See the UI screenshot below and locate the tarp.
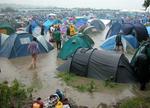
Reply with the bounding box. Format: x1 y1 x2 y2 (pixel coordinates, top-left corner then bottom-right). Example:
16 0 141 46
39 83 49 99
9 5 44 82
0 33 53 58
58 33 94 60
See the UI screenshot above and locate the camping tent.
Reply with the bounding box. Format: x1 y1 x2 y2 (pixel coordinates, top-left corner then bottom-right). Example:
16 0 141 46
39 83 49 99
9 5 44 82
43 19 62 30
88 19 105 31
58 48 135 83
0 33 53 58
146 26 150 36
0 33 9 49
0 23 15 35
131 40 150 67
83 26 97 34
75 17 88 29
106 22 149 42
58 33 94 60
100 34 139 52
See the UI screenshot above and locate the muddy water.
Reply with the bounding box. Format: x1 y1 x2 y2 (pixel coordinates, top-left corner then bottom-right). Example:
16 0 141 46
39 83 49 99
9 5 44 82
0 26 135 107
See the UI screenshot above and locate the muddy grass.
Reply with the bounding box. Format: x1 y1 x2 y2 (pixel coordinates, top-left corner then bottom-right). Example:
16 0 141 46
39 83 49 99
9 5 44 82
57 72 130 93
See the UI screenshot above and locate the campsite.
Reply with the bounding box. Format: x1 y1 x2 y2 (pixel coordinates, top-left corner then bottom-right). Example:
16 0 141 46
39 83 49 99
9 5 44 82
0 1 150 108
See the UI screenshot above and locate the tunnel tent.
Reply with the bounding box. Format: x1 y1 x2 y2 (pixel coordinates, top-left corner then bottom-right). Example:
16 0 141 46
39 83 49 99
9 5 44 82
58 48 135 83
58 33 94 60
0 33 53 58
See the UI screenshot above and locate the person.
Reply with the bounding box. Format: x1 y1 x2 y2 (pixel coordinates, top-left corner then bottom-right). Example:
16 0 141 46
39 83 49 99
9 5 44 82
115 32 124 52
29 25 32 34
134 53 149 90
53 28 61 50
69 24 76 36
49 25 55 42
28 37 39 69
41 25 44 36
31 97 44 108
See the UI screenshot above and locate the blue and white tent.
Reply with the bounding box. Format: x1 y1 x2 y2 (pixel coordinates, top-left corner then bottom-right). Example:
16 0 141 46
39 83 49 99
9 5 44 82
146 26 150 37
100 35 139 52
0 33 53 58
106 22 149 42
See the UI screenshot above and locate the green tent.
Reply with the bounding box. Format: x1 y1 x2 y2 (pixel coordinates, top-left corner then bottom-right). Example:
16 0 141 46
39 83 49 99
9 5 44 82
131 40 150 67
0 23 15 35
58 33 94 60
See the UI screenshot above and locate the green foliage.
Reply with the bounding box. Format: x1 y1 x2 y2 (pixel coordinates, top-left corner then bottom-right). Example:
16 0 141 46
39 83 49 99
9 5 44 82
0 80 33 108
119 97 150 108
143 0 150 10
57 72 96 93
57 72 76 85
104 76 117 88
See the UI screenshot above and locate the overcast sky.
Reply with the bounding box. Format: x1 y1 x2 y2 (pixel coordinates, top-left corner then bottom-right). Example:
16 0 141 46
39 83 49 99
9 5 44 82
0 0 145 10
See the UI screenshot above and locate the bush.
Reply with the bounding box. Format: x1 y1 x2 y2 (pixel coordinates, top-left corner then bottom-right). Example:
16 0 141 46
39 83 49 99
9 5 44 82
0 80 33 108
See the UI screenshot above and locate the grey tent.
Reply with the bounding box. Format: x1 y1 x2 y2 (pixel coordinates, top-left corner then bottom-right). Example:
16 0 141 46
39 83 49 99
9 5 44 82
58 48 135 83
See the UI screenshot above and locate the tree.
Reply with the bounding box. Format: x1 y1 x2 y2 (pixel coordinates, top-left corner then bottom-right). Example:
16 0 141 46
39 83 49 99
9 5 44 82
143 0 150 11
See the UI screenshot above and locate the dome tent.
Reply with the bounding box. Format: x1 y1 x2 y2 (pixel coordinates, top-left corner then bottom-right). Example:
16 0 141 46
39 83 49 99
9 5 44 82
0 33 53 59
100 34 139 52
58 48 135 83
88 19 105 31
0 23 15 35
131 40 150 67
106 22 149 42
58 33 94 60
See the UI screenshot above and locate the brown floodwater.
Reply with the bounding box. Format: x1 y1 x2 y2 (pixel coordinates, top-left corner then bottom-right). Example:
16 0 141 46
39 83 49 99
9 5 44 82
0 26 136 107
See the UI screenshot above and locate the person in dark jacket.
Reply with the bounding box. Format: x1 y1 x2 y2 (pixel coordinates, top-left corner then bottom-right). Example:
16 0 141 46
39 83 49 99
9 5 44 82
41 25 44 36
134 53 149 90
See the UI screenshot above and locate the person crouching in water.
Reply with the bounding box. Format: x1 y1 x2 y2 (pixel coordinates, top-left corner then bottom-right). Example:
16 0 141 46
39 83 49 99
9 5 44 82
115 32 124 53
28 37 39 69
53 27 61 50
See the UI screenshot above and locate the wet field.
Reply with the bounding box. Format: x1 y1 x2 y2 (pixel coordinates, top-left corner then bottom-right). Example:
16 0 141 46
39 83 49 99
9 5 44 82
0 26 136 107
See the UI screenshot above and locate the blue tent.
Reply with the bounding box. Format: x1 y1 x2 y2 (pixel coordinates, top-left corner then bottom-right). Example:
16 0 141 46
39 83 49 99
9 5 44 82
0 33 53 58
100 35 139 51
43 19 62 30
146 26 150 37
26 20 39 32
106 22 149 42
75 17 87 29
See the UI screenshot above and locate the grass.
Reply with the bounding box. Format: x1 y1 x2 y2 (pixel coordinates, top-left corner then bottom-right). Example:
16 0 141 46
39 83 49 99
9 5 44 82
119 97 150 108
57 72 128 93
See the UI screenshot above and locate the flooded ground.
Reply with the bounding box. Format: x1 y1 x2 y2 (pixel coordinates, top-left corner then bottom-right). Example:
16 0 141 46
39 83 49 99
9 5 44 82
0 26 137 107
